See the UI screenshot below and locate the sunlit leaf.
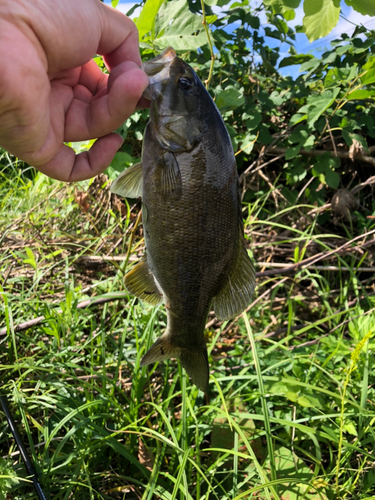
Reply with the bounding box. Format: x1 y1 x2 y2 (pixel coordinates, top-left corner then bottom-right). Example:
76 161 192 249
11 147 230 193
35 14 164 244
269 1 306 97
303 0 340 42
154 0 207 51
136 0 165 40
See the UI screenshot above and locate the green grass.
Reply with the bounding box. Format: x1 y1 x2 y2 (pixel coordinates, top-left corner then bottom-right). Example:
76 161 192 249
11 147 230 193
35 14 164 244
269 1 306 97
1 157 375 500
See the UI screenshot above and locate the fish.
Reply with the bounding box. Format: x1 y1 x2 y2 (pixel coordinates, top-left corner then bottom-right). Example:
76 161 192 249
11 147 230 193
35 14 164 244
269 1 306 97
111 47 255 392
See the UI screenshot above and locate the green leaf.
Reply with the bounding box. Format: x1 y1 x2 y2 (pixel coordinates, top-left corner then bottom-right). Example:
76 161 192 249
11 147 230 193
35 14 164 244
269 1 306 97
312 154 340 188
361 55 375 85
279 54 314 68
205 14 218 23
297 395 313 407
216 88 245 112
154 0 207 51
289 113 307 127
325 66 357 87
306 88 340 126
136 0 164 40
346 89 375 100
111 0 119 7
204 0 219 5
245 13 260 29
106 152 137 181
285 145 301 160
263 0 301 14
303 0 341 42
342 130 369 152
245 110 262 130
345 0 375 16
343 421 358 436
24 248 37 270
239 133 256 154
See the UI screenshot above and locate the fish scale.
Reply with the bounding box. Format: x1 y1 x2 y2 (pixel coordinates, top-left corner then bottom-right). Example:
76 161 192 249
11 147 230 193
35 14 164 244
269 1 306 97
111 47 256 391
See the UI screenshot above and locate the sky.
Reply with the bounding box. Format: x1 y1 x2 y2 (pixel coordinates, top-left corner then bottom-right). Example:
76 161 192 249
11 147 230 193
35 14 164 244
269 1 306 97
104 0 375 77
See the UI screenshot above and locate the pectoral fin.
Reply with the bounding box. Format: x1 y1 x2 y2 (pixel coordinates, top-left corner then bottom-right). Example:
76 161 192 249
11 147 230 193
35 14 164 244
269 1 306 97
141 334 209 392
110 163 143 199
212 239 256 321
160 152 182 196
125 258 163 306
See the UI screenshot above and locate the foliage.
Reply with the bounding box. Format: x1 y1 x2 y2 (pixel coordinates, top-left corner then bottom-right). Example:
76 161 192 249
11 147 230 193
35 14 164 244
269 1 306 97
0 152 375 499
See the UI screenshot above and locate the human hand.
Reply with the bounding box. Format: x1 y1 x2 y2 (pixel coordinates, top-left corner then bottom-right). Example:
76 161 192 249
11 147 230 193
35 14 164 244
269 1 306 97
0 0 149 181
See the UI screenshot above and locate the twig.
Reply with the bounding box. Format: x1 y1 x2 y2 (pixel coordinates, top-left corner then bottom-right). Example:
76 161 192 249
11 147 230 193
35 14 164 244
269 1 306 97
200 0 215 88
3 231 374 337
77 255 137 264
326 116 338 157
289 303 375 350
256 263 375 272
255 145 375 167
255 230 375 278
0 294 129 336
351 175 375 194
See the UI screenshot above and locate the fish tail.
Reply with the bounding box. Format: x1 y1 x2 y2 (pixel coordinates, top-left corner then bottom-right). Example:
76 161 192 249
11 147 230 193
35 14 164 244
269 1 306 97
141 335 209 392
179 347 209 393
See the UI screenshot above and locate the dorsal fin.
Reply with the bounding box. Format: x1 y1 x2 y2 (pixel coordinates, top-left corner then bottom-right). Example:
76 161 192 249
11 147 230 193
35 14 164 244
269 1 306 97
212 237 256 321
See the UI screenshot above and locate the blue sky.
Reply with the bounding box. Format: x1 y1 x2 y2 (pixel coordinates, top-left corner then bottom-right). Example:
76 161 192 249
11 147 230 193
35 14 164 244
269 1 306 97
105 0 375 77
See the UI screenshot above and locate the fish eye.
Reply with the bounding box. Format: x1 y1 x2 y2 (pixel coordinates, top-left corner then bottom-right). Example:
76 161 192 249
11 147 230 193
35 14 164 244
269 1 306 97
178 76 193 90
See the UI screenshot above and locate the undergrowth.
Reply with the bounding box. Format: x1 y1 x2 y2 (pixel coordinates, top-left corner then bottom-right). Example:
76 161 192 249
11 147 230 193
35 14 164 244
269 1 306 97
1 147 375 500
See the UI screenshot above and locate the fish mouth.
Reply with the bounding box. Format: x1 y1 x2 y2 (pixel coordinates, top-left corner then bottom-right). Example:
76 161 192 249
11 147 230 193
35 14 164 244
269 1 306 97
142 47 176 99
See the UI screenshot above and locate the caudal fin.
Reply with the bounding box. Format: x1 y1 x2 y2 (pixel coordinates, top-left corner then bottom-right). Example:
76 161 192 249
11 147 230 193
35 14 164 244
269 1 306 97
140 335 209 392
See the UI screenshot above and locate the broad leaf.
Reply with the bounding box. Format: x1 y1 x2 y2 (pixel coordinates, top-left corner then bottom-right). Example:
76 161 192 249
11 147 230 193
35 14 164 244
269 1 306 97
345 0 375 16
279 54 314 68
303 0 341 42
264 0 301 14
306 88 340 126
154 0 207 51
136 0 164 40
245 111 262 130
346 89 375 100
342 130 369 152
312 154 340 189
361 55 375 85
216 88 245 112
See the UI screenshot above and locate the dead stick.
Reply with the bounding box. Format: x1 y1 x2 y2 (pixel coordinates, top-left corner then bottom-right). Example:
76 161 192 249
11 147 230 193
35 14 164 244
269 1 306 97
255 145 375 166
0 295 128 337
255 231 375 278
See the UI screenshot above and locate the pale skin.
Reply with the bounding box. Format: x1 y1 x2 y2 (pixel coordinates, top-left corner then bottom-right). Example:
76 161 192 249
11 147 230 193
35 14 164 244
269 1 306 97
0 0 149 181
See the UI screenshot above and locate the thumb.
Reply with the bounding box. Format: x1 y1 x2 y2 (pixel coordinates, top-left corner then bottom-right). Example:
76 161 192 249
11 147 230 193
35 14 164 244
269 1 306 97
96 2 142 70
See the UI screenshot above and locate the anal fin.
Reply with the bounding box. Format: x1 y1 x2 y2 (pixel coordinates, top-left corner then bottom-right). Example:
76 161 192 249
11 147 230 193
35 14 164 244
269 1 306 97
212 239 256 321
125 258 163 306
110 162 143 199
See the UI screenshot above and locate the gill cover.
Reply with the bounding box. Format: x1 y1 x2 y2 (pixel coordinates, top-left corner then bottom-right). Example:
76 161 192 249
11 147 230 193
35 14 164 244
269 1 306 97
142 47 206 152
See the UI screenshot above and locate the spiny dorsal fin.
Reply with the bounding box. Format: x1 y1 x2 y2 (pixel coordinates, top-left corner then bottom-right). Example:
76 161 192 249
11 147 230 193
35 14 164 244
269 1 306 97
212 238 256 321
125 258 163 306
110 162 143 199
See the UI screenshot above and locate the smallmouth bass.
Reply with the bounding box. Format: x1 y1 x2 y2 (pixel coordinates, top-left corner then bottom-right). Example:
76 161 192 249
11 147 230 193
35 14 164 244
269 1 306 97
111 47 255 392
